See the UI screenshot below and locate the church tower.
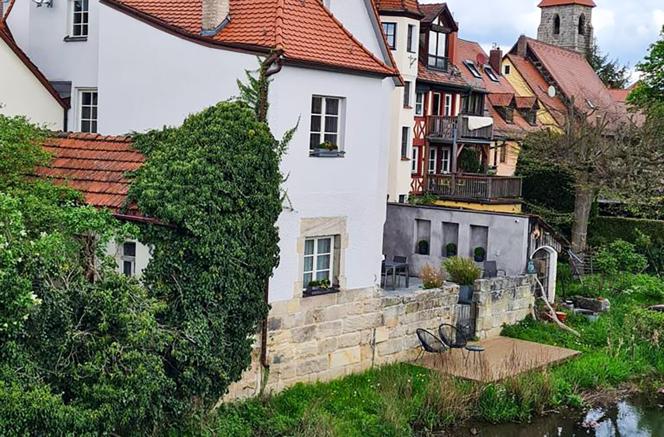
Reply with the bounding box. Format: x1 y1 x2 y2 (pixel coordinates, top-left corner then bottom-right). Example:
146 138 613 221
537 0 595 55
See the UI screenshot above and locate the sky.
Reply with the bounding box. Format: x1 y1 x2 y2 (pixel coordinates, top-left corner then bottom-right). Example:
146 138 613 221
420 0 664 82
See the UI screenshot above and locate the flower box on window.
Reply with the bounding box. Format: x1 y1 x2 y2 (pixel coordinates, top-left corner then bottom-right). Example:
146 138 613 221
309 142 345 158
304 279 339 297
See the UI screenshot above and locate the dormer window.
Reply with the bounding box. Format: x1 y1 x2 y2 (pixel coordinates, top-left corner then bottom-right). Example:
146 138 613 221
464 60 481 79
427 30 448 71
484 66 499 82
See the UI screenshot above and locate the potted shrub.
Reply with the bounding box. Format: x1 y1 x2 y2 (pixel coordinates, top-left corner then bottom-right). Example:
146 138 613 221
473 247 486 262
445 243 457 257
417 240 430 255
310 142 345 157
443 257 481 304
305 278 332 296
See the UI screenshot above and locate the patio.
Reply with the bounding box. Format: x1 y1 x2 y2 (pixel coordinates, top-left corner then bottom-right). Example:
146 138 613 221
417 336 580 382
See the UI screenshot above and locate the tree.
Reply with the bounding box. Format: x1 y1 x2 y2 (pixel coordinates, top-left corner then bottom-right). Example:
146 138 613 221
522 100 663 253
586 39 630 89
628 26 664 110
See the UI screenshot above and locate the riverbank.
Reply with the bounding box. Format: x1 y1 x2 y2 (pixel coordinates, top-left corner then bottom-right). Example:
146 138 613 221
199 273 664 436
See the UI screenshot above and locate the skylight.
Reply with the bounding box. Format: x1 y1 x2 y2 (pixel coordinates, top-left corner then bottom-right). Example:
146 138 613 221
484 66 499 82
464 60 482 79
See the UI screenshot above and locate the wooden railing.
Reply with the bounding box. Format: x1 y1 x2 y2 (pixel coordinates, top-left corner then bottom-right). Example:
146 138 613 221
426 115 493 142
427 174 522 200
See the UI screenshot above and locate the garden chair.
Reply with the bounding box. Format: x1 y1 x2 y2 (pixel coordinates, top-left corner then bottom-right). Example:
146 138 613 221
482 261 506 279
415 328 448 362
438 323 484 363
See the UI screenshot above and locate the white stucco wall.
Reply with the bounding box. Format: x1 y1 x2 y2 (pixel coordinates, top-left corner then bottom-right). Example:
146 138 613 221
327 0 384 62
95 4 392 303
0 38 64 129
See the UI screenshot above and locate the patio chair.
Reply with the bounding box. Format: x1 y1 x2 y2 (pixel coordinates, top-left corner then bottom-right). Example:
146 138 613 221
415 328 448 362
482 261 506 279
439 323 484 362
392 256 409 288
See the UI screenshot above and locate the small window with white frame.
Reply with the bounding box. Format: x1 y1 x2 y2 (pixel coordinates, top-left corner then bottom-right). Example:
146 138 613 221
310 96 344 153
428 148 437 174
383 22 397 50
70 0 89 38
415 92 424 116
444 94 453 116
78 89 98 133
303 236 338 291
411 147 419 174
121 241 136 277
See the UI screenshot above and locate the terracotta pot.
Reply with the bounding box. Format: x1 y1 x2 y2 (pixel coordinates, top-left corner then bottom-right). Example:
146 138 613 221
556 311 568 323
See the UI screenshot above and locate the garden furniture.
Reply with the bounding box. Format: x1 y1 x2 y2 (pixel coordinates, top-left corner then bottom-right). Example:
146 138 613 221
438 323 484 363
482 261 506 279
415 328 448 362
382 256 410 289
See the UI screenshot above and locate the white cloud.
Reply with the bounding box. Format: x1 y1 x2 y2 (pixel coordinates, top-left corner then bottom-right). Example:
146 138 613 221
654 10 664 30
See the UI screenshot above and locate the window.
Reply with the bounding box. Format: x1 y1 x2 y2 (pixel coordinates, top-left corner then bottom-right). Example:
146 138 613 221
462 94 484 116
398 195 406 204
441 148 451 173
504 64 511 75
431 93 441 116
415 92 424 116
407 24 416 53
499 144 508 163
310 96 343 150
427 30 447 70
303 237 334 288
383 22 397 50
411 147 419 174
464 60 482 79
484 66 499 82
71 0 89 38
554 15 561 35
403 81 411 107
578 15 586 35
401 127 409 159
444 94 453 116
78 89 98 133
428 148 437 174
121 241 136 277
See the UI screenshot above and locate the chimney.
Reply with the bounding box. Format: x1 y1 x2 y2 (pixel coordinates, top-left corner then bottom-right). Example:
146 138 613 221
202 0 230 35
489 44 503 75
517 34 527 58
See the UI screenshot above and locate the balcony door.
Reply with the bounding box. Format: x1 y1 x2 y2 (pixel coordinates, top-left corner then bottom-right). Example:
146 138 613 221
441 148 451 174
431 93 441 116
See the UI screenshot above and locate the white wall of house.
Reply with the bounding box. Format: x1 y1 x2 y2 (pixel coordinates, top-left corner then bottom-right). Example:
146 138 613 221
7 0 100 129
0 37 64 129
327 0 384 61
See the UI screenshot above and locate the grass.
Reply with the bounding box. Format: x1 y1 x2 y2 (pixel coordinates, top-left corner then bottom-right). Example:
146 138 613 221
200 273 664 436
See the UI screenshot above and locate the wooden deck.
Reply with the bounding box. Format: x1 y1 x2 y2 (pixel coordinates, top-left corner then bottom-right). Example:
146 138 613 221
418 336 580 383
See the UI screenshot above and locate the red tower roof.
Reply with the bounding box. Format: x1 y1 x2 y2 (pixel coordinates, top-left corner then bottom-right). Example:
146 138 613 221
538 0 596 7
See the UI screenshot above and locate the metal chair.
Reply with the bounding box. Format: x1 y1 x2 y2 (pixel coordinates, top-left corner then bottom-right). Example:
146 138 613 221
393 256 409 288
482 261 506 279
415 328 448 362
439 323 484 363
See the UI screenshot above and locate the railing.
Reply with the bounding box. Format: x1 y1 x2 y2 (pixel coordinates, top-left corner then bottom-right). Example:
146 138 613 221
427 116 493 142
427 174 522 200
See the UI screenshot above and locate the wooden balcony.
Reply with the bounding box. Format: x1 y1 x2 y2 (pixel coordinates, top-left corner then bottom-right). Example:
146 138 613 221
427 174 522 201
427 115 493 143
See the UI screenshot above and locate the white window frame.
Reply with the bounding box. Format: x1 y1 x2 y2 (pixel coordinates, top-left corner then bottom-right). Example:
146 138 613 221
401 126 410 159
69 0 89 38
428 148 437 174
303 236 335 289
121 241 136 277
431 93 441 116
441 148 451 174
310 95 344 150
464 60 482 79
415 92 424 116
444 94 453 116
484 66 499 82
428 30 447 69
78 88 98 133
411 147 419 174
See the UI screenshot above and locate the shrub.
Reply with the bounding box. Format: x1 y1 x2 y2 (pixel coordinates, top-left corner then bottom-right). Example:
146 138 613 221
595 240 648 275
420 264 445 289
417 240 430 255
443 257 481 286
473 247 486 262
445 243 457 257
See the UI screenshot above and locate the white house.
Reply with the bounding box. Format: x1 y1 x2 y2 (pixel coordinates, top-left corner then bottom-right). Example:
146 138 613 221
0 21 66 128
11 0 400 306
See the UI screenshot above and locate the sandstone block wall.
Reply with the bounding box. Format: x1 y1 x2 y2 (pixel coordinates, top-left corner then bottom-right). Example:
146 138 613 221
473 275 536 339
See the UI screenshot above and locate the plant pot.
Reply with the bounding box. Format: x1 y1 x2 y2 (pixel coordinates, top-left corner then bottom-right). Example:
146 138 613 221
446 249 457 257
309 148 345 158
458 285 474 305
474 255 485 263
556 311 568 323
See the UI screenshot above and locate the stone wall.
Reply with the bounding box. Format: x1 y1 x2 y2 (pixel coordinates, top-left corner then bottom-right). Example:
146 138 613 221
473 275 536 339
225 285 459 401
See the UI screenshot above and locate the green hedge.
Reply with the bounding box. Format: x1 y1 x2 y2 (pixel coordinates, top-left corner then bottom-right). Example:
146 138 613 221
589 216 664 247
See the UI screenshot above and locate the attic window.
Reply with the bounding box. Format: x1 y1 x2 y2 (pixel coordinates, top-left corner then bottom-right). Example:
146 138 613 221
484 66 499 82
464 61 482 79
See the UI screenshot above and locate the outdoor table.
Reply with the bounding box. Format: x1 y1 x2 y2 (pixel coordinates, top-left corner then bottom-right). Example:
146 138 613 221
382 260 409 290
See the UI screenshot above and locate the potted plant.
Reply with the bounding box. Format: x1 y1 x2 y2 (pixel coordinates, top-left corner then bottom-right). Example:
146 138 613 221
417 240 430 255
310 142 345 157
473 247 486 262
445 243 457 257
305 278 332 296
443 257 481 305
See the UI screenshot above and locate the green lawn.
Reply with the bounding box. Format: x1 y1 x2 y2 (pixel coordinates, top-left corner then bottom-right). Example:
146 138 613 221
199 273 664 436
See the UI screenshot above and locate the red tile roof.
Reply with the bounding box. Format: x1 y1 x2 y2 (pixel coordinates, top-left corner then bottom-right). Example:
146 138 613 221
538 0 595 7
506 52 566 119
417 60 469 88
488 93 514 108
374 0 423 17
103 0 398 77
515 96 538 109
36 133 143 216
456 39 510 94
0 23 68 110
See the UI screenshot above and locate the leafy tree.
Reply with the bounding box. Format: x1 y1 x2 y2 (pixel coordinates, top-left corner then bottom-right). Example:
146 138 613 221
586 40 630 89
128 101 283 415
628 26 664 109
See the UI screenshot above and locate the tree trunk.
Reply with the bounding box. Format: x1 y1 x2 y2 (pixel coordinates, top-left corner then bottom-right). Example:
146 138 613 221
571 185 594 253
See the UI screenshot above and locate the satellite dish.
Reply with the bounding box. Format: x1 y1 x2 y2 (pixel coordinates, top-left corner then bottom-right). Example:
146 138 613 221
476 53 487 66
547 86 557 98
32 0 53 7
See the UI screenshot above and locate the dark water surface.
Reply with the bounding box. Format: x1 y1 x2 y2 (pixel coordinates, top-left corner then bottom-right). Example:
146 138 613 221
466 399 664 437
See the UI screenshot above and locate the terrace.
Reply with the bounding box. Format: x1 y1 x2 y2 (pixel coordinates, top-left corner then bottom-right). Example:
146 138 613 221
427 173 523 202
427 115 494 143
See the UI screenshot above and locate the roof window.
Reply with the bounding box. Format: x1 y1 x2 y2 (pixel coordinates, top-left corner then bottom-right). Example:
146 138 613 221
484 66 499 82
464 60 482 79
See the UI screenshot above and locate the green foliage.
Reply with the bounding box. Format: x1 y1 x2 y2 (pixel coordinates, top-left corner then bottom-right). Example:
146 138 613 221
595 240 648 275
473 247 486 261
443 257 480 286
586 40 630 89
458 148 482 174
416 240 429 255
128 101 282 415
408 193 438 206
0 116 50 190
628 27 664 109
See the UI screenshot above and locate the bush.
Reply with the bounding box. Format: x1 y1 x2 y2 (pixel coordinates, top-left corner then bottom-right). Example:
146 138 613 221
420 264 445 289
443 257 481 286
595 240 648 275
417 240 430 255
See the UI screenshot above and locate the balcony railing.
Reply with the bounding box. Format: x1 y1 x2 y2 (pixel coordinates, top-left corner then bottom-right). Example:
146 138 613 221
427 116 493 142
427 174 522 201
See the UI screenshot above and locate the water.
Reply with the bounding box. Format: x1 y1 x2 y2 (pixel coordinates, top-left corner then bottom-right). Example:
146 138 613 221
469 399 664 437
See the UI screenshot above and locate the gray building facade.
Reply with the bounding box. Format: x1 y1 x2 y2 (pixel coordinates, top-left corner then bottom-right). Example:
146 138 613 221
537 2 594 55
